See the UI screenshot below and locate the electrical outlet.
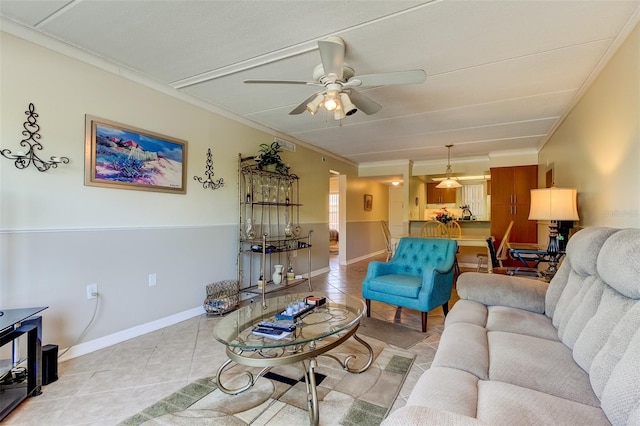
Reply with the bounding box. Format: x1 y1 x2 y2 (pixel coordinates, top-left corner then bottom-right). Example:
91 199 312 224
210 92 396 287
87 283 97 299
149 273 157 287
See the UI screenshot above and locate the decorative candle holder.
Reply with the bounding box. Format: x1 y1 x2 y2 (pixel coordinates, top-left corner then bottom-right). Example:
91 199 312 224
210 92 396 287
1 103 69 172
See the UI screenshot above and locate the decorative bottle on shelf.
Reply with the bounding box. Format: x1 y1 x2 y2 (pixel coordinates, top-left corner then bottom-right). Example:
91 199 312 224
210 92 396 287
287 265 295 280
245 218 255 239
272 264 284 285
284 221 293 237
257 271 264 289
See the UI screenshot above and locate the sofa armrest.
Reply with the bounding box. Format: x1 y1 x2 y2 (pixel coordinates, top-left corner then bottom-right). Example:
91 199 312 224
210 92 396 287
456 272 549 313
382 406 485 426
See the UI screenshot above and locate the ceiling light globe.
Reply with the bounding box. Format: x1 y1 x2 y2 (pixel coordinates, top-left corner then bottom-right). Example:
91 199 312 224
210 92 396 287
306 94 324 115
324 98 338 111
340 93 357 116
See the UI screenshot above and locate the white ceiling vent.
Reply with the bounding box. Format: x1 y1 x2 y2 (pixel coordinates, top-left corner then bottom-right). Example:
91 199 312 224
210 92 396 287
276 138 296 152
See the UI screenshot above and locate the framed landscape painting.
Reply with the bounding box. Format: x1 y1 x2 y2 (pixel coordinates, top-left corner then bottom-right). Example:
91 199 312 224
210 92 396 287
84 116 187 194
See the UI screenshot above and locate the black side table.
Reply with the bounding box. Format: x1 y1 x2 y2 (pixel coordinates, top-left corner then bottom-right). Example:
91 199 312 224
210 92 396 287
0 306 48 420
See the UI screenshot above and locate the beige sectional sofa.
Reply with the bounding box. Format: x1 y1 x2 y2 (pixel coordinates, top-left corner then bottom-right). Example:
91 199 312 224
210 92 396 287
383 227 640 425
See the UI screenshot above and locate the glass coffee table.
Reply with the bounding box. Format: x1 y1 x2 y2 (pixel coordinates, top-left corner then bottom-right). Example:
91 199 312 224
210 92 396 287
213 293 373 425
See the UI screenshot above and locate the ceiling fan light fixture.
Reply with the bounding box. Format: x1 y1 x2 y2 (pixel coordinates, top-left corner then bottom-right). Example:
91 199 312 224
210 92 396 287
340 93 357 116
306 94 324 115
436 145 462 189
323 92 339 111
334 107 346 120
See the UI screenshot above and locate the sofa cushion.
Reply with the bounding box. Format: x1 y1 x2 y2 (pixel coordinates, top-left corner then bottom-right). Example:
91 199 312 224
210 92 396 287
382 406 484 426
368 274 422 298
488 331 600 406
444 299 488 328
485 306 559 341
476 381 611 425
432 323 489 380
406 366 479 418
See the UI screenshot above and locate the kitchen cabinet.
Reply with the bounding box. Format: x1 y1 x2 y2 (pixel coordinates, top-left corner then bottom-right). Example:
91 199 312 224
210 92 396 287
427 182 457 204
490 165 538 245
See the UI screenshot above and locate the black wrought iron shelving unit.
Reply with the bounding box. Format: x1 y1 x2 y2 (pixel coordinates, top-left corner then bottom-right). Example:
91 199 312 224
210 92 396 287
237 154 312 307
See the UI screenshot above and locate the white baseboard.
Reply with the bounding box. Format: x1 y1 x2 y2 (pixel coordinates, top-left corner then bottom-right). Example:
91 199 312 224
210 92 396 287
58 306 205 362
346 250 386 265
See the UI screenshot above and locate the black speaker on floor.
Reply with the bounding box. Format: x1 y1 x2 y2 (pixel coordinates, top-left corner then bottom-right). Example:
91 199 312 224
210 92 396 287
42 344 58 385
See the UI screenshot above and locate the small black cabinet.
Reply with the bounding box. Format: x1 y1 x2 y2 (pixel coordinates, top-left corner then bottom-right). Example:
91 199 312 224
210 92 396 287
0 307 47 420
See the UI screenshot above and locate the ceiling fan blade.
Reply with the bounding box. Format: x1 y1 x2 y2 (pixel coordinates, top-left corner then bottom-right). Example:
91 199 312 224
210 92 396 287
348 69 426 87
244 79 321 86
289 92 324 115
318 36 345 81
348 89 382 115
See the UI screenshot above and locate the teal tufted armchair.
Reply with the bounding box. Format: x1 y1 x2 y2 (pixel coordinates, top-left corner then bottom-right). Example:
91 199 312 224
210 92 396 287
362 237 458 332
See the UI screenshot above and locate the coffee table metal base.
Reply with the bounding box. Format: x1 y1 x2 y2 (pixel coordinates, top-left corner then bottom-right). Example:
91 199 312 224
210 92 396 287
215 323 373 425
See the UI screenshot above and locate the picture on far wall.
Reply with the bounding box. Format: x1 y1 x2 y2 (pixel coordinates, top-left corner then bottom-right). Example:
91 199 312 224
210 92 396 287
84 115 187 194
364 194 373 211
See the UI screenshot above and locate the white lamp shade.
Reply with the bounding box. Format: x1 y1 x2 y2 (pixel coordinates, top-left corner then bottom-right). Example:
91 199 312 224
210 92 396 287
436 178 462 189
529 188 579 221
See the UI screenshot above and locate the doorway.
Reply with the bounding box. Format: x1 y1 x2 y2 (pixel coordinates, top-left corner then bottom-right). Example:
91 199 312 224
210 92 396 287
329 174 340 256
388 186 404 237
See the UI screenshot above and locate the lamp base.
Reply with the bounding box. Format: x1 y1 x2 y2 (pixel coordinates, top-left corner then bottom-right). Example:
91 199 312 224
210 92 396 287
541 222 562 279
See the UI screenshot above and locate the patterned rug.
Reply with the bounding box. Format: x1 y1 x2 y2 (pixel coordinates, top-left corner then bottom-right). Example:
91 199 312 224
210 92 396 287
358 317 425 349
119 341 414 426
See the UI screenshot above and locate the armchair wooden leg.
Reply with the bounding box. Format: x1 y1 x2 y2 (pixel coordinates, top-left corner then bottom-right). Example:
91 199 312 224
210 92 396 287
442 302 449 316
421 312 427 332
365 299 371 317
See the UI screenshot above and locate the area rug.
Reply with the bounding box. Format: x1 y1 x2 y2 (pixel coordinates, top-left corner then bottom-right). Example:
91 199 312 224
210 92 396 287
357 317 425 349
119 345 415 426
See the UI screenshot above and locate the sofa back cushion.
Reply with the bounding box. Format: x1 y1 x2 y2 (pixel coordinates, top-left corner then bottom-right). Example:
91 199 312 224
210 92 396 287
546 227 618 329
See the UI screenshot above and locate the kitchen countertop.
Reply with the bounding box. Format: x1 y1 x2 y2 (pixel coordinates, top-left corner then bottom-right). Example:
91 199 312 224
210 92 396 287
409 219 490 223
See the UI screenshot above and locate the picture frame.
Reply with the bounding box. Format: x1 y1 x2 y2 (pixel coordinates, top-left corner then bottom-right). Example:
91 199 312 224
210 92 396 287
84 115 187 194
364 194 373 211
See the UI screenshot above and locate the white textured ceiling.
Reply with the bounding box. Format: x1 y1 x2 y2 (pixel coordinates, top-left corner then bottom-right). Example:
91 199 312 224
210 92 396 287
1 0 638 166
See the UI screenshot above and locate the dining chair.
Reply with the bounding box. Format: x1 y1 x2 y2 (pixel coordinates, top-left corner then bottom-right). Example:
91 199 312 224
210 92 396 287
476 220 514 271
420 221 449 238
445 221 462 279
380 220 394 261
483 236 540 277
445 220 462 238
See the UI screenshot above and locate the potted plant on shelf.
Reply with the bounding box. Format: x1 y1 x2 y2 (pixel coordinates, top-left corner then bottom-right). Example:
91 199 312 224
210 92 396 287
256 141 289 174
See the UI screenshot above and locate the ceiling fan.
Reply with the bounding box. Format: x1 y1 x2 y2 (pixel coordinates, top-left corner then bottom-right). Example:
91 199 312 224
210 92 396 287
244 36 426 120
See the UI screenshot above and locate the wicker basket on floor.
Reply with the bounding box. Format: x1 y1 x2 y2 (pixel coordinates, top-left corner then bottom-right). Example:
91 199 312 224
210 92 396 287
203 280 239 315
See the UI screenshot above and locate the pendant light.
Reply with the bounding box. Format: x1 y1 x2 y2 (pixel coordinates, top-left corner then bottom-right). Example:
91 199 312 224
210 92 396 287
436 145 462 189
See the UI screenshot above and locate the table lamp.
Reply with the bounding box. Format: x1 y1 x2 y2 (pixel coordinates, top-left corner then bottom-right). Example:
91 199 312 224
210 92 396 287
528 187 579 277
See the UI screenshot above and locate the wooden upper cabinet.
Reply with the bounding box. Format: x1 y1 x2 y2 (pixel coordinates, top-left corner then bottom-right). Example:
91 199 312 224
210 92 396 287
490 165 538 244
490 167 514 204
427 183 457 204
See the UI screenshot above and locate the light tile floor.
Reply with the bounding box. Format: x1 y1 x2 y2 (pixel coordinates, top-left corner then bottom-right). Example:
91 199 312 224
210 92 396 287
4 253 460 425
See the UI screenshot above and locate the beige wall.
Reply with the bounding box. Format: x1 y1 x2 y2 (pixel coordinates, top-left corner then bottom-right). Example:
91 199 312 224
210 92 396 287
539 24 639 229
343 177 388 262
0 32 376 355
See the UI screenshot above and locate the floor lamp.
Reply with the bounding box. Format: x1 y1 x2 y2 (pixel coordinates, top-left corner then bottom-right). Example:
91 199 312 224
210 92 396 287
528 187 579 278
